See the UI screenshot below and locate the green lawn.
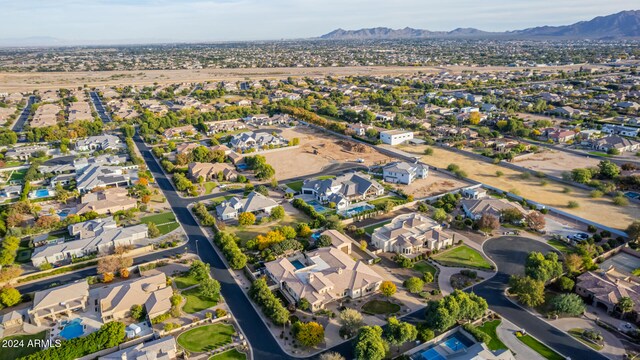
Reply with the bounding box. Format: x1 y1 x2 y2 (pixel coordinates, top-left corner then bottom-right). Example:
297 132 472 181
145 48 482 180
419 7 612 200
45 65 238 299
182 286 218 314
362 300 401 315
363 220 391 235
477 320 507 351
210 195 233 206
413 261 437 279
141 212 179 235
368 196 405 207
204 182 218 194
588 151 612 158
517 334 564 360
227 211 310 244
568 329 603 350
548 239 574 254
432 245 492 270
0 331 46 360
8 169 27 182
1 161 23 168
286 180 304 192
209 348 247 360
316 175 335 180
174 273 199 289
177 324 235 352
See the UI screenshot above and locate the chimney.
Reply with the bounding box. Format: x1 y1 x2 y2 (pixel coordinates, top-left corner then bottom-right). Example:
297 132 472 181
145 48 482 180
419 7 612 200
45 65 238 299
309 273 315 282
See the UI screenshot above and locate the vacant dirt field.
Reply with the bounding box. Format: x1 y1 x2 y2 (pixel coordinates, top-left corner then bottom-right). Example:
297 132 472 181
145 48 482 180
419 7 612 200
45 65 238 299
263 126 393 181
514 150 600 178
0 64 602 92
394 172 469 199
398 145 639 230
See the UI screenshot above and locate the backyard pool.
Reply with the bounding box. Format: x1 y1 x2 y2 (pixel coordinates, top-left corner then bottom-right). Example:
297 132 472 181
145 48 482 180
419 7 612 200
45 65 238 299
60 318 84 340
416 348 445 360
443 333 473 351
625 191 640 200
412 333 474 360
236 163 249 171
307 200 328 213
31 189 52 198
57 209 71 219
291 259 306 270
340 203 375 217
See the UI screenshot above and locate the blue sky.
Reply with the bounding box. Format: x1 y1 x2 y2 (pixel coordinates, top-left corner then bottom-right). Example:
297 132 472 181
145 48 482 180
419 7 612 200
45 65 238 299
0 0 637 44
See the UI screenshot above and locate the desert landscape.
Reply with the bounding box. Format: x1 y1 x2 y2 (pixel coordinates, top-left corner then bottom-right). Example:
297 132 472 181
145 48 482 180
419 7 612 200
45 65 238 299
514 150 601 178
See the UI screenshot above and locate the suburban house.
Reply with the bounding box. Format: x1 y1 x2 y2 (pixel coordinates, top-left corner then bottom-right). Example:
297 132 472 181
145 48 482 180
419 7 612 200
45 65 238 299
548 106 582 117
382 161 429 185
99 272 173 322
576 267 640 320
76 164 135 193
188 162 237 182
67 101 93 123
540 128 576 143
380 129 414 145
0 311 24 330
28 281 89 326
229 131 287 151
371 213 452 255
5 145 49 161
175 142 200 154
601 125 640 138
31 217 148 266
301 172 384 210
215 191 279 220
264 230 383 311
460 198 528 221
31 104 61 128
99 337 177 360
163 125 197 139
75 135 122 152
348 122 374 136
590 136 640 153
76 187 138 215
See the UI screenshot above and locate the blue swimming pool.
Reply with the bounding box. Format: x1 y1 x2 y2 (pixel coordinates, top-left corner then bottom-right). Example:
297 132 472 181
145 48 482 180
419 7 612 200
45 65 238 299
60 318 84 340
291 260 306 270
34 189 50 198
58 209 71 218
236 163 249 171
444 333 474 351
625 191 640 200
307 200 328 213
413 333 473 360
341 203 374 217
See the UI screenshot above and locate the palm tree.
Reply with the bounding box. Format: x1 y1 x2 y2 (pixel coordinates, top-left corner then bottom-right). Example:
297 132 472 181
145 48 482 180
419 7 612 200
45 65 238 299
617 297 634 318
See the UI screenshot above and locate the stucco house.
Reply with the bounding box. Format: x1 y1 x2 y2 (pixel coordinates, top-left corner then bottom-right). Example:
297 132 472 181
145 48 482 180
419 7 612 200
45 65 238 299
371 213 452 255
382 161 429 185
301 172 383 210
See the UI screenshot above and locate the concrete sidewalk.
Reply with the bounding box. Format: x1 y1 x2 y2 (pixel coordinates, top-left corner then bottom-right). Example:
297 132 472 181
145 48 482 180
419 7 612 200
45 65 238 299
496 318 545 360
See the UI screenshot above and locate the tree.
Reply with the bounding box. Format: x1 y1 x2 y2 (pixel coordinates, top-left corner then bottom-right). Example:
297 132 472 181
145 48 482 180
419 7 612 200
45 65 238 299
509 275 545 307
238 212 256 226
354 326 387 360
385 317 417 352
130 304 145 320
496 170 504 177
565 253 583 274
147 222 161 238
339 308 363 337
298 298 310 311
571 168 593 183
403 277 424 293
0 286 21 307
0 236 20 266
432 208 447 222
189 260 211 281
270 206 285 220
500 208 523 223
200 278 221 300
598 160 620 179
626 220 640 243
617 297 634 316
525 252 563 283
477 214 499 233
525 211 546 230
297 223 312 238
423 272 434 283
294 321 324 347
555 276 575 292
359 240 367 251
551 293 585 316
316 234 332 247
380 281 397 297
319 352 345 360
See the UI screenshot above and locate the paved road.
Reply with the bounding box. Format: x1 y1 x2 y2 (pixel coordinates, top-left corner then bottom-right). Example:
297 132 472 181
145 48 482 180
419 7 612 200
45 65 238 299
11 95 35 132
89 91 112 123
475 236 609 360
132 134 293 359
16 246 185 294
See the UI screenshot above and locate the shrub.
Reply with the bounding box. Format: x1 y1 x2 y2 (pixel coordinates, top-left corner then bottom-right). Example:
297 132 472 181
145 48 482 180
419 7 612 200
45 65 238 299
567 201 579 208
403 277 424 294
463 323 491 344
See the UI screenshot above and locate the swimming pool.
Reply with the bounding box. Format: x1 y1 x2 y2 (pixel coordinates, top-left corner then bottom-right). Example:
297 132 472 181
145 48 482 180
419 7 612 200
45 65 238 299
32 189 51 198
236 163 249 171
418 348 445 360
413 333 474 360
60 318 84 340
625 191 640 200
341 203 374 217
307 200 328 213
58 209 71 218
291 260 306 270
443 333 471 351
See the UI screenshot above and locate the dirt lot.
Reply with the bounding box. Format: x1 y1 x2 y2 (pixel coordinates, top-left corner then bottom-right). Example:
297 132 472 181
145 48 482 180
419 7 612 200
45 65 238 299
393 172 469 199
0 64 601 92
263 126 393 181
398 145 640 230
514 150 600 178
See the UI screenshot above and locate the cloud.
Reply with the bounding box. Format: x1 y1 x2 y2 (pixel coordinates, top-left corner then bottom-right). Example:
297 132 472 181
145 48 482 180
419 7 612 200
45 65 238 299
0 0 637 43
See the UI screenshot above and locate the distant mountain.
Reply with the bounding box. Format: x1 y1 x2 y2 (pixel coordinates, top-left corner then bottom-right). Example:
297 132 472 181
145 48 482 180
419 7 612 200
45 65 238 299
0 36 66 47
319 10 640 40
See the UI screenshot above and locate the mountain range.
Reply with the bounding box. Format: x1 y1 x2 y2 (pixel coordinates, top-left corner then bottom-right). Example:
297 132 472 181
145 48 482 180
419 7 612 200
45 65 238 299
319 10 640 40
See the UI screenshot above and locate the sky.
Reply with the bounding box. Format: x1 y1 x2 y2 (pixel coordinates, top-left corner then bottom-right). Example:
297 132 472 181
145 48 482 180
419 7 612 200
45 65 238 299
0 0 637 44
